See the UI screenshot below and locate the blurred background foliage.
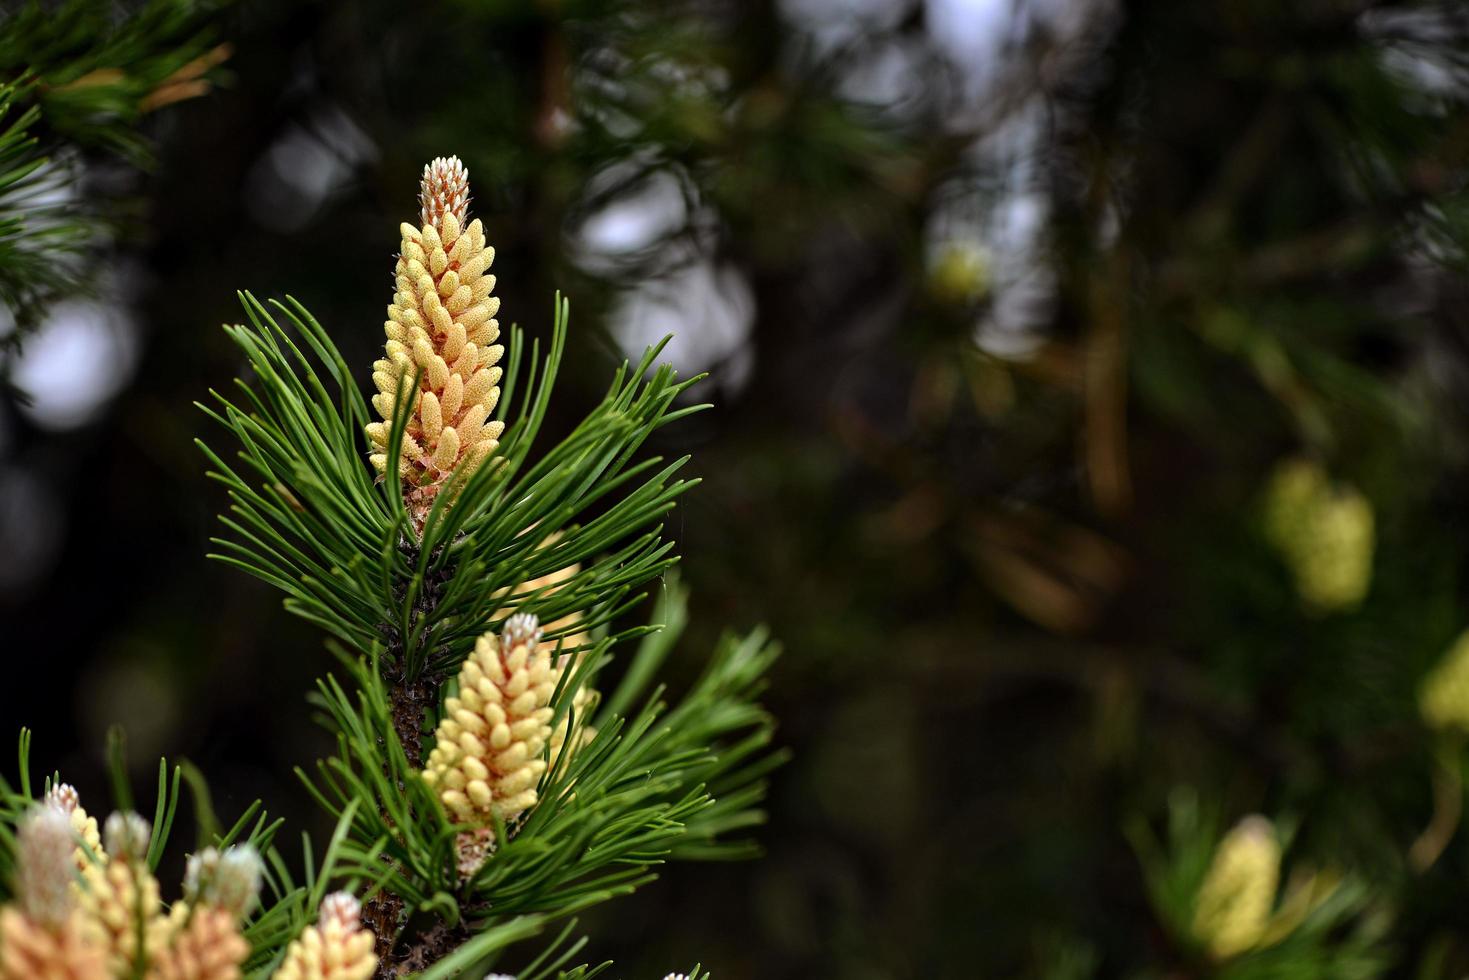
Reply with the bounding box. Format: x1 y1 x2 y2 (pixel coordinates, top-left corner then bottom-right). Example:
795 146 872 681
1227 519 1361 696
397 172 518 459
3 0 1469 976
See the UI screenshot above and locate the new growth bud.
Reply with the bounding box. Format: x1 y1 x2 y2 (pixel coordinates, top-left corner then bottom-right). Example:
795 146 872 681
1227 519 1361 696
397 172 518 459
44 784 79 814
102 811 151 863
44 783 101 868
184 844 263 918
14 806 78 929
317 891 360 932
419 156 470 230
501 612 543 650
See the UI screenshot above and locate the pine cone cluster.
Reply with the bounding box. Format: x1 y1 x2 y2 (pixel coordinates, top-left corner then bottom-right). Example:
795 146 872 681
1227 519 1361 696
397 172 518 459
366 155 505 531
0 788 372 980
0 907 107 980
426 549 604 879
146 907 249 980
422 613 558 829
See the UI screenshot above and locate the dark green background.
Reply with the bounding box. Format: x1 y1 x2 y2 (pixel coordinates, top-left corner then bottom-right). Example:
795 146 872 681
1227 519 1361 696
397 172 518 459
4 1 1469 976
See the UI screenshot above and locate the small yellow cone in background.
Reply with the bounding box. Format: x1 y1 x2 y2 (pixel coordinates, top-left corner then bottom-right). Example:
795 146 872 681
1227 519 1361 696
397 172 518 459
1421 630 1469 733
1412 631 1469 870
1192 815 1281 960
1263 458 1374 614
926 240 991 306
434 556 602 882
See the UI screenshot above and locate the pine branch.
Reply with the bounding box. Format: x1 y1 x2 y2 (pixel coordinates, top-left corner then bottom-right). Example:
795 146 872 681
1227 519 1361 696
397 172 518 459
196 287 777 971
189 157 785 976
0 0 228 375
0 0 229 164
0 78 88 348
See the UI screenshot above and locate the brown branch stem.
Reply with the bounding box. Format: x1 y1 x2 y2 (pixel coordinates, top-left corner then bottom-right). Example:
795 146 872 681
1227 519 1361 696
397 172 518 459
364 539 464 977
378 918 470 978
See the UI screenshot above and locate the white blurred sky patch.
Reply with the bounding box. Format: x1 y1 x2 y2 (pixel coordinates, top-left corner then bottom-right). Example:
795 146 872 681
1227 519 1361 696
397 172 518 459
972 180 1058 358
926 0 1016 96
13 299 141 431
246 105 377 233
611 260 756 394
926 98 1057 358
1363 7 1469 103
779 0 916 55
577 167 690 259
577 0 1122 381
835 35 931 116
571 160 753 388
